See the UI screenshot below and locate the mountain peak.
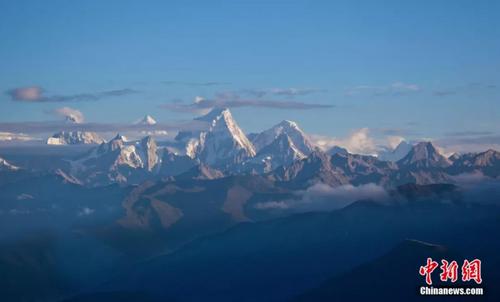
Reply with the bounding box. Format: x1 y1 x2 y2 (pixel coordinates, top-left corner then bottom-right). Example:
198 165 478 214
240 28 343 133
186 107 256 166
112 134 127 142
139 136 158 171
64 115 81 124
413 142 438 156
329 145 348 156
473 149 500 166
140 135 156 146
196 107 231 122
253 133 305 163
378 140 412 162
104 134 126 151
277 120 299 129
47 131 105 145
398 141 450 168
136 115 157 125
251 119 314 155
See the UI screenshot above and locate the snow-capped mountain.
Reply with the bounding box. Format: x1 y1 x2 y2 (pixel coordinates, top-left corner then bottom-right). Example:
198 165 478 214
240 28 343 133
21 107 499 188
70 134 160 185
135 115 157 126
0 157 20 171
175 108 256 168
246 133 306 173
47 131 105 145
378 141 413 162
251 120 315 155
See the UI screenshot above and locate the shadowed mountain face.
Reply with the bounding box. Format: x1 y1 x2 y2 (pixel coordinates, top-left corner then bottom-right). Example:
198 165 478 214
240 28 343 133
0 234 69 302
101 198 500 302
272 150 349 188
398 142 451 169
0 164 499 301
292 240 469 302
448 149 500 178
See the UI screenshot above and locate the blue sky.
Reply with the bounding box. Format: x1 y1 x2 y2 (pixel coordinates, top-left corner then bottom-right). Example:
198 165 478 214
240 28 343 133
0 0 499 151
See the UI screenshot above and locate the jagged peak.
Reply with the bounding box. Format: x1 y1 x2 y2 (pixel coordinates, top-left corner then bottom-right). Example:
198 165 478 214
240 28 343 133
394 140 411 150
307 149 330 162
140 135 157 151
329 145 349 156
102 134 126 151
259 133 303 156
483 149 500 156
277 120 300 129
112 134 127 142
47 131 105 145
398 141 451 168
252 118 313 155
196 107 231 122
408 141 438 156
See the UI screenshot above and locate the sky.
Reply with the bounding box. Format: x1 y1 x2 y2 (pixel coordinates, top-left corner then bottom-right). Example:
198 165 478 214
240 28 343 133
0 0 499 153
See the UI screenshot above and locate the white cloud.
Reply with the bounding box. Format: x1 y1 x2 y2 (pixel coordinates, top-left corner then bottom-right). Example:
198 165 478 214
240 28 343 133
6 86 138 103
301 183 388 206
311 128 378 155
7 86 43 101
0 132 35 141
254 183 389 212
386 136 405 150
53 107 85 123
162 94 333 114
434 135 500 154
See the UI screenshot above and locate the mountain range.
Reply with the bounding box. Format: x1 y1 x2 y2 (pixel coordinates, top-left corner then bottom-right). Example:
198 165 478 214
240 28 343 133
2 108 499 188
1 108 499 302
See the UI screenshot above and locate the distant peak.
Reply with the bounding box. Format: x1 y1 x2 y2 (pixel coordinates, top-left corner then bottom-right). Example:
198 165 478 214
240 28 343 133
136 114 157 125
484 149 499 155
278 120 299 128
112 134 127 142
395 140 411 149
64 115 81 124
416 141 434 147
329 145 349 156
412 141 439 154
195 107 231 121
398 141 451 167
